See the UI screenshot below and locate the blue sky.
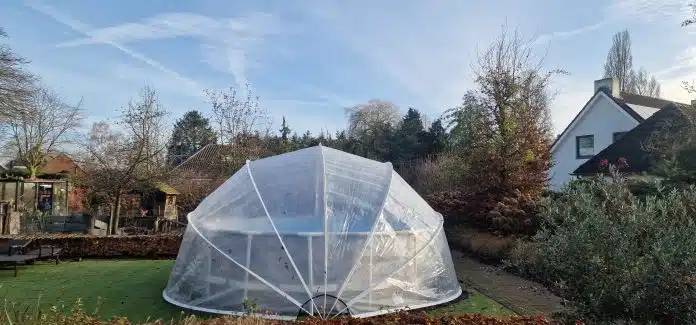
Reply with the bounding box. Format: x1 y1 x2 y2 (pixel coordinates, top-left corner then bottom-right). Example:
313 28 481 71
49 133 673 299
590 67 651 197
1 0 694 137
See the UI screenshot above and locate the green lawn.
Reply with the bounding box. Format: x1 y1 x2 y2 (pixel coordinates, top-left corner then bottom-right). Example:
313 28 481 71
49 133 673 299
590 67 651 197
0 260 513 322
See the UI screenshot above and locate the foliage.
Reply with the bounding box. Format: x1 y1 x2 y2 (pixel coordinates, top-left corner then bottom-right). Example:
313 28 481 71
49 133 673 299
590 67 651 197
428 189 539 236
0 233 182 258
167 110 217 167
395 152 466 195
438 28 555 235
0 297 553 325
446 227 520 264
517 168 696 323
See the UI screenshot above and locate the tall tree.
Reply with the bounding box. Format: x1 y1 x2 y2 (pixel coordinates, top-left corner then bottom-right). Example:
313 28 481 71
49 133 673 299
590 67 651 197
392 108 426 162
167 110 216 166
629 68 661 97
604 30 634 92
451 27 557 196
5 87 83 179
345 99 400 161
121 85 169 175
80 121 150 234
424 118 448 156
0 28 36 122
603 30 661 97
206 82 271 144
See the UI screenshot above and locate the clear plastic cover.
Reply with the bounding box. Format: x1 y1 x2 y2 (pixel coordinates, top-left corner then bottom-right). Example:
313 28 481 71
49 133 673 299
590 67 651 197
163 145 462 320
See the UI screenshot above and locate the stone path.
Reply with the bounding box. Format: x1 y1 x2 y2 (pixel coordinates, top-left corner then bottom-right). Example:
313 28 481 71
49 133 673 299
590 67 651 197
450 250 567 316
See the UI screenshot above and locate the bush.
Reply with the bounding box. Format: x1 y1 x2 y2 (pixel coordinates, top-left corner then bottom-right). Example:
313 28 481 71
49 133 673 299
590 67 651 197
428 189 539 236
0 233 182 258
516 169 696 323
0 299 556 325
446 227 519 264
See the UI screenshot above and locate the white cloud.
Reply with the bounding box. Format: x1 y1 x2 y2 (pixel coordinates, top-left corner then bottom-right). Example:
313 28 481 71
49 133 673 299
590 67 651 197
533 21 607 46
43 6 280 92
25 1 205 98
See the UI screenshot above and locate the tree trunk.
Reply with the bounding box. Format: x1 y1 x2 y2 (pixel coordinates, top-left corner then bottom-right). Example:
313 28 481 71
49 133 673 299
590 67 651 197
108 203 115 235
114 194 122 235
28 165 37 179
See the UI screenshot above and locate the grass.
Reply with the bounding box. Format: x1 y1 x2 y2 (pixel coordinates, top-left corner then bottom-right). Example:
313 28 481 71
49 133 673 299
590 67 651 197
0 259 514 322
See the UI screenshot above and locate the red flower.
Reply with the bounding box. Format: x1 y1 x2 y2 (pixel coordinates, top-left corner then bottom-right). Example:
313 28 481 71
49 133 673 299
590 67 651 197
599 159 609 168
617 157 629 169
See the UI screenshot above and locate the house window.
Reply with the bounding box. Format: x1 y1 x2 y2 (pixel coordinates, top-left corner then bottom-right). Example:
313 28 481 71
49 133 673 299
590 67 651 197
576 135 594 159
613 132 626 142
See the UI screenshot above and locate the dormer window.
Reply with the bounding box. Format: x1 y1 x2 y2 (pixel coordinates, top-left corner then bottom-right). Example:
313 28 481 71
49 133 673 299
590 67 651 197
576 135 594 159
613 132 626 143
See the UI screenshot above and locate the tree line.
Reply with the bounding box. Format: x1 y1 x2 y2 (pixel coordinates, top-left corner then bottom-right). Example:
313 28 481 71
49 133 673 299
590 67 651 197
0 20 685 234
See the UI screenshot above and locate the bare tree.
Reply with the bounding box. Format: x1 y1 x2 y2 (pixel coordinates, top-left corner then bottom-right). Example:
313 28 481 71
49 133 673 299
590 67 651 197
205 82 271 144
121 85 169 175
345 99 400 138
683 1 696 26
5 87 82 179
628 68 661 97
604 30 634 92
79 122 138 234
603 29 662 97
0 28 36 121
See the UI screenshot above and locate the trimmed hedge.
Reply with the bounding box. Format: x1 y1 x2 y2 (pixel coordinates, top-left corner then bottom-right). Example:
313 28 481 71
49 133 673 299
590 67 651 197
0 233 183 258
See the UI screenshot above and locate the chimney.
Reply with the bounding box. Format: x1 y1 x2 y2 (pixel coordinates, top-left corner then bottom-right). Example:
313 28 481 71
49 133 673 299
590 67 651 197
594 78 620 97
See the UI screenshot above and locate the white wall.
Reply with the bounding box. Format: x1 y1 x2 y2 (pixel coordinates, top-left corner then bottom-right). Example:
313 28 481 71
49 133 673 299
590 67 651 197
549 93 639 191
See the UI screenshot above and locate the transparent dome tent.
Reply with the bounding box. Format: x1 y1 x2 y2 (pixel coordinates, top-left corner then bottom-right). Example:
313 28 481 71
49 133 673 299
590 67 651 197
163 145 462 320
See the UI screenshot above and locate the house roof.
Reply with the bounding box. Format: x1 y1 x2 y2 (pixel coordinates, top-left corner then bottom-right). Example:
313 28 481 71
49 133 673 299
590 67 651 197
572 103 691 176
171 144 234 176
153 182 180 195
551 89 687 153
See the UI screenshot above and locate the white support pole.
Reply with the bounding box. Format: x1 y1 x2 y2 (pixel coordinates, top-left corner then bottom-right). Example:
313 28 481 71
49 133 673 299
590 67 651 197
368 234 373 309
308 235 314 316
244 233 252 300
332 222 445 318
246 161 318 314
186 217 311 314
327 164 393 316
205 244 212 296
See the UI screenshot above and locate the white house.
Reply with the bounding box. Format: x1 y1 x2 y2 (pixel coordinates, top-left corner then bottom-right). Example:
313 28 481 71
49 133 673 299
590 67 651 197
549 78 680 190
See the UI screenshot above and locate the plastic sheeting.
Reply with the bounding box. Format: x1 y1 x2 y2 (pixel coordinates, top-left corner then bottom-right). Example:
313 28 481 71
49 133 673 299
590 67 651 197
163 145 462 320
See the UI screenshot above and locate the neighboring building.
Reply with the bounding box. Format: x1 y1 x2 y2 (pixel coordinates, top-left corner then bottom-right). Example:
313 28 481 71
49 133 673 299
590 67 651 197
573 103 691 177
170 144 235 181
0 153 83 215
549 77 687 190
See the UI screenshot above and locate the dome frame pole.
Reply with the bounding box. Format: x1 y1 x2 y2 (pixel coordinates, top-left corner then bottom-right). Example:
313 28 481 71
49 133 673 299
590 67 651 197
245 161 320 315
326 162 394 316
185 215 311 315
331 221 445 318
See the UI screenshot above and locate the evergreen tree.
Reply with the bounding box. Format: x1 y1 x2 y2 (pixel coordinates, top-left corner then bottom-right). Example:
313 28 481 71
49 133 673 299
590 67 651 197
392 108 427 162
424 118 448 156
278 116 292 153
167 110 217 166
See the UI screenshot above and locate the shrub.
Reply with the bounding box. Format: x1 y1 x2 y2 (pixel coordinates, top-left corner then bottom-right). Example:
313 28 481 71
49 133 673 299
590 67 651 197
0 233 182 258
516 169 696 323
428 189 539 236
446 227 520 264
0 298 556 325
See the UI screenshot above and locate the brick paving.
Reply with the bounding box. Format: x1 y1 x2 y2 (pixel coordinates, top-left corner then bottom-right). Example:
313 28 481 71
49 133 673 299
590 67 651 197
451 250 567 316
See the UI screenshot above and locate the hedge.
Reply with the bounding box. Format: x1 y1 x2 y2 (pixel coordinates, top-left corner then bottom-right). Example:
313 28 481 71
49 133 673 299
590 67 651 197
1 310 557 325
0 233 183 258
